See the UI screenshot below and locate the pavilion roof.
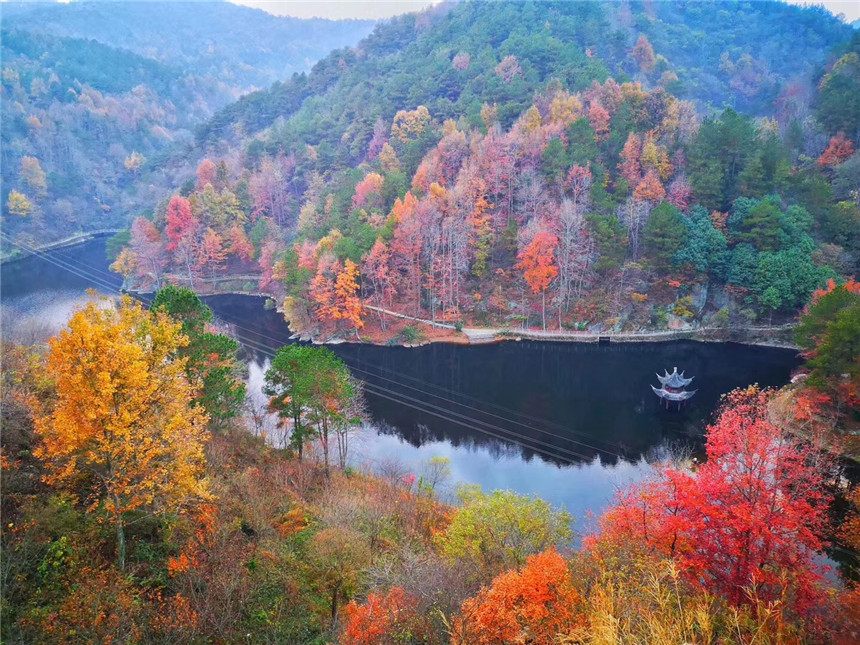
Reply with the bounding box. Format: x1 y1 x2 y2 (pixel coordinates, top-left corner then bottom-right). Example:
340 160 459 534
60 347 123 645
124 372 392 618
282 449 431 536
652 386 697 401
656 367 694 388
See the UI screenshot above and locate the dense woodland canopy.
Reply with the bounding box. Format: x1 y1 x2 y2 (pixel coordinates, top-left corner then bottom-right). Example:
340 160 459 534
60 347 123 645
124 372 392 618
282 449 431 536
97 0 860 333
1 1 376 91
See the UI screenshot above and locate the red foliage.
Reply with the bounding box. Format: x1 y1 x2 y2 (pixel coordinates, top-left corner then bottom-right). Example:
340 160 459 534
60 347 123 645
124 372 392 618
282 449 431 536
808 278 860 310
633 168 666 203
390 193 424 313
667 174 693 211
362 238 395 313
834 585 860 645
518 229 559 295
311 259 365 335
165 196 198 251
168 503 218 577
678 387 830 609
352 172 385 210
196 159 217 190
366 118 388 160
452 52 471 71
566 164 593 204
709 210 729 235
227 224 254 263
24 566 146 643
587 103 610 140
793 389 833 422
452 550 583 645
632 34 657 73
341 587 427 645
196 228 226 276
296 239 318 271
129 216 166 286
592 386 832 614
258 239 279 290
618 132 642 186
818 132 855 168
495 55 522 83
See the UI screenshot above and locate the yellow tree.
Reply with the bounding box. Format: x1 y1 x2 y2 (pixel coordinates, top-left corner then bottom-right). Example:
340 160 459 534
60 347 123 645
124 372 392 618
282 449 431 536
6 189 32 217
334 259 365 337
109 247 138 282
20 156 47 198
34 295 210 569
313 259 365 337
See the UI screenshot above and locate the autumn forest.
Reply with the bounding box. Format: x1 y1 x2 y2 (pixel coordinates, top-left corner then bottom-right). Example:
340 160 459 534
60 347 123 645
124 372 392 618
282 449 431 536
2 1 860 643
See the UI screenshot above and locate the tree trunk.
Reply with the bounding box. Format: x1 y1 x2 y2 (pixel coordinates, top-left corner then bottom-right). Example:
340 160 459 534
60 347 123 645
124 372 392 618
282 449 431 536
542 290 546 331
321 419 330 477
330 583 340 626
294 412 303 461
186 252 195 290
113 493 126 570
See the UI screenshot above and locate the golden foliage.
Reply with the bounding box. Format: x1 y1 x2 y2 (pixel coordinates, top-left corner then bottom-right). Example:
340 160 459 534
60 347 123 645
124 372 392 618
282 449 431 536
34 295 210 526
6 189 33 217
391 106 431 143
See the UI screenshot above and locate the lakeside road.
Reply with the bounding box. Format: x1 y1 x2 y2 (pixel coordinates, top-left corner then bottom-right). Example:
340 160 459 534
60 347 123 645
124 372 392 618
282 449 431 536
363 305 800 349
0 230 125 263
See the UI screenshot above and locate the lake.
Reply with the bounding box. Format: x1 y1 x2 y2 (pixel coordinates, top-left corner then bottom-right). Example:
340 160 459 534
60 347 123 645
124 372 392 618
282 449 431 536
1 237 802 532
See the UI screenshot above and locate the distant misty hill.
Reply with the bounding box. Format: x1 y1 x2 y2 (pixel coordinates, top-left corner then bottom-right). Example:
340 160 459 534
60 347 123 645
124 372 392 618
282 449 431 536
1 1 376 95
0 1 375 249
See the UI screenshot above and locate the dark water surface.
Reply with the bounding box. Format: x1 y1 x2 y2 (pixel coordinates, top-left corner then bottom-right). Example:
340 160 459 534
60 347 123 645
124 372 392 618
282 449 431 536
1 238 802 527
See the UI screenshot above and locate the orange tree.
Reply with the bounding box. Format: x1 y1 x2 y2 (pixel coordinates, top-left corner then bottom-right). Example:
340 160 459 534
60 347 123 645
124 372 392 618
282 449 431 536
517 228 558 331
341 587 429 645
452 549 583 644
34 295 210 569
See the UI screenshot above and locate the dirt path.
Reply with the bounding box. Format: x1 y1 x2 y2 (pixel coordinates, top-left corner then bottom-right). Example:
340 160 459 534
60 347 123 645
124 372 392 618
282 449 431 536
365 305 798 348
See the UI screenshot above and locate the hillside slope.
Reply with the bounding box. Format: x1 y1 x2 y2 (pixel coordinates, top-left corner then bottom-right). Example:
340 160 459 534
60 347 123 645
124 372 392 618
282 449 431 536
110 1 858 338
0 2 375 249
195 0 853 149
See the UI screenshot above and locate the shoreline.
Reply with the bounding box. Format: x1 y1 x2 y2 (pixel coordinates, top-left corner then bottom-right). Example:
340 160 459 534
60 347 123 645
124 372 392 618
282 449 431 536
274 299 799 351
303 326 799 351
9 236 801 353
123 287 798 352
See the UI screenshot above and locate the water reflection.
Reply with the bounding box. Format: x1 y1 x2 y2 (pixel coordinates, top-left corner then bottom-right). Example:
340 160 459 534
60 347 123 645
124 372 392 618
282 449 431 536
209 292 800 465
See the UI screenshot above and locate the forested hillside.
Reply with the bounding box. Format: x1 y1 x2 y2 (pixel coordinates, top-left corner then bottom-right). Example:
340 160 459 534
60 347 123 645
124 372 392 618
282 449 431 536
112 1 859 335
0 2 374 250
195 0 851 146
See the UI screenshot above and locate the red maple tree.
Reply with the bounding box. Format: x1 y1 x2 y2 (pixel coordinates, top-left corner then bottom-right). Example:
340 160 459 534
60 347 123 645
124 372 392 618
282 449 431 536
517 228 558 330
196 159 217 190
818 132 854 168
592 386 832 614
165 196 200 286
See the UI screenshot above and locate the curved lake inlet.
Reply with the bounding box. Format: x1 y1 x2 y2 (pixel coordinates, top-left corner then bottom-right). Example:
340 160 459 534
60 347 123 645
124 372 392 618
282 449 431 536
1 238 802 526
